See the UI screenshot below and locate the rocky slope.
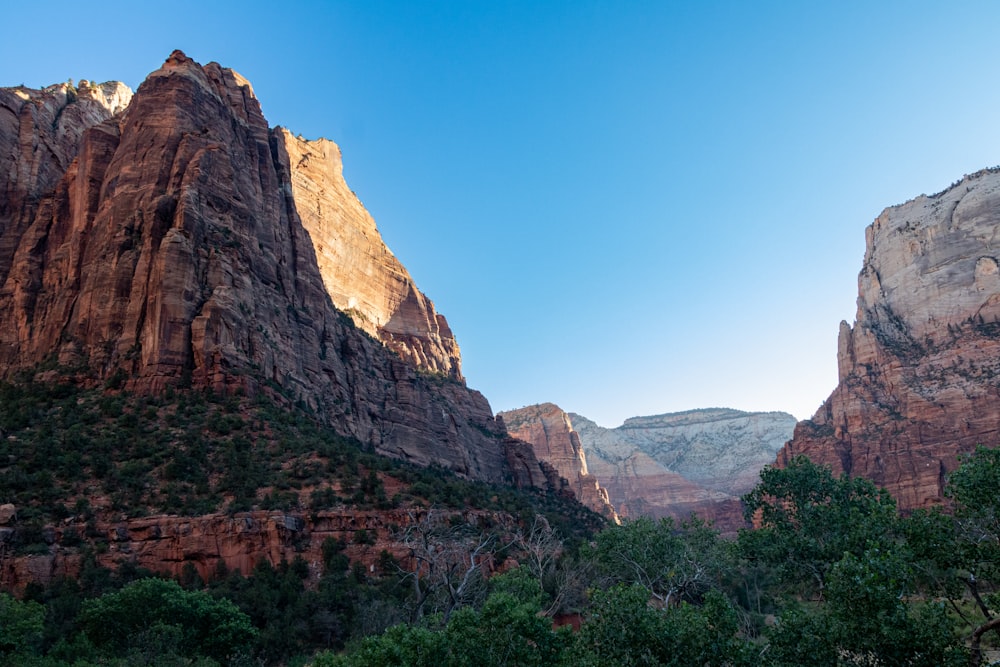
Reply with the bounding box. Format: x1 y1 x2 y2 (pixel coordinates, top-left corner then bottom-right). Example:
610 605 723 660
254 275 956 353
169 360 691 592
0 51 546 488
499 404 619 521
777 167 1000 511
0 508 501 594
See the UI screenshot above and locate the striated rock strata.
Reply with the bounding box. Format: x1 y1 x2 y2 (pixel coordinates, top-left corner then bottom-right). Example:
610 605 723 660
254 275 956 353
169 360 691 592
501 404 793 530
777 168 1000 511
582 409 798 497
568 408 793 530
0 508 511 594
0 51 548 488
0 79 132 290
499 404 619 521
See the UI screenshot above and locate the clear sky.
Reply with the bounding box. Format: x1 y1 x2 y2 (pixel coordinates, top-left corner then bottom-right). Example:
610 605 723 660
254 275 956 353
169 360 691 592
3 1 1000 427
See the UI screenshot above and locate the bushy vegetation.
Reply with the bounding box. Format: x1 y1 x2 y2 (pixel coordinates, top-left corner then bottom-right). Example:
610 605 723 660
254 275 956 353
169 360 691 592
4 378 1000 665
0 379 602 556
322 452 999 667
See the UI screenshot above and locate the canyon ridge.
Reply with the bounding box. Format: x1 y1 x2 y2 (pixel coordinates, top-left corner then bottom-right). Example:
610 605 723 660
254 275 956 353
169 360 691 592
501 403 795 530
0 51 548 489
778 167 1000 512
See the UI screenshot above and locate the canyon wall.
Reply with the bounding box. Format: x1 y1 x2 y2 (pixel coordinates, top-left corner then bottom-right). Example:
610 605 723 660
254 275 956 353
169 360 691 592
499 404 619 521
0 508 509 594
583 409 798 497
276 129 462 379
571 409 793 530
503 404 793 530
777 168 1000 511
0 51 547 488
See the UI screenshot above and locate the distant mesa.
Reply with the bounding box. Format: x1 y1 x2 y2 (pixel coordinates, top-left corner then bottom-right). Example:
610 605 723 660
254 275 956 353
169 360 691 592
501 404 795 531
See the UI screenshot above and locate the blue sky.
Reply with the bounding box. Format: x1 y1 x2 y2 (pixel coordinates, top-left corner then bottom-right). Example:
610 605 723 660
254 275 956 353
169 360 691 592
4 2 1000 426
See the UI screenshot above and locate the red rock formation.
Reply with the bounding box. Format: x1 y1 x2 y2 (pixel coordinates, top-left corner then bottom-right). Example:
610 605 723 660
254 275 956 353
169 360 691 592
501 403 762 531
500 404 619 521
0 79 131 293
0 508 513 594
0 51 546 487
276 130 462 379
777 168 1000 511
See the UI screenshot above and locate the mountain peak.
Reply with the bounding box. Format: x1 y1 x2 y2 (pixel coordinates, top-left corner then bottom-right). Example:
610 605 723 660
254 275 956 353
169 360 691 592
0 53 540 486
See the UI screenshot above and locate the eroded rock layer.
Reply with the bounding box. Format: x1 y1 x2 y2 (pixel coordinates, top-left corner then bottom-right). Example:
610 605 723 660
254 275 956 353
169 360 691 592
591 409 798 497
777 168 1000 511
568 409 793 531
0 509 508 594
0 51 546 487
499 403 619 521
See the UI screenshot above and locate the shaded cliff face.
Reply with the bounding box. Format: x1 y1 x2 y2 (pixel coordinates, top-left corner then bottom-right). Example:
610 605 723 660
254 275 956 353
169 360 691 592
499 403 619 521
777 168 1000 511
0 508 510 594
0 51 546 487
0 80 132 289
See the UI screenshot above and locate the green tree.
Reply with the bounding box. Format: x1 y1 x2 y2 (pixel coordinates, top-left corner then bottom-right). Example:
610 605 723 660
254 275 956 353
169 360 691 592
566 584 755 667
445 590 569 667
312 624 447 667
0 592 45 661
590 516 733 606
767 548 966 667
322 575 568 667
740 456 899 597
904 446 1000 664
78 577 256 664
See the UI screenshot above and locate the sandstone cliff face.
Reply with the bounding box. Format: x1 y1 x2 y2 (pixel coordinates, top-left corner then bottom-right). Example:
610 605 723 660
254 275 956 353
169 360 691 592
499 404 619 521
0 80 132 290
0 509 508 594
0 51 547 488
777 168 1000 511
594 409 798 496
569 413 760 532
275 129 462 379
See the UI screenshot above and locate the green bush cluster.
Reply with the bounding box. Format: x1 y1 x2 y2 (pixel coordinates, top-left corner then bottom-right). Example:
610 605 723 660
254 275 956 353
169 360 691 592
0 379 602 557
8 376 1000 665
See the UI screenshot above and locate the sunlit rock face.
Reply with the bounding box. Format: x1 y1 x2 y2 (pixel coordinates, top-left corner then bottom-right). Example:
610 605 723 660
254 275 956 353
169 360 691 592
777 168 1000 511
500 403 620 521
0 51 547 487
275 129 462 379
569 409 794 531
0 79 132 289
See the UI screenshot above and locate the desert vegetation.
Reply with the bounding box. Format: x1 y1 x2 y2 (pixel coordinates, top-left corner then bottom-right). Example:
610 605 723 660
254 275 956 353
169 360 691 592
2 382 1000 665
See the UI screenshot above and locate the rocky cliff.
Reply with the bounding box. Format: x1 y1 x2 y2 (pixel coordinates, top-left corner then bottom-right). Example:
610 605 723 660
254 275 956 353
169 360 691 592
275 129 462 379
0 79 132 290
501 404 792 530
584 409 798 496
0 508 510 595
777 167 1000 511
499 404 619 521
0 51 547 487
569 409 794 530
